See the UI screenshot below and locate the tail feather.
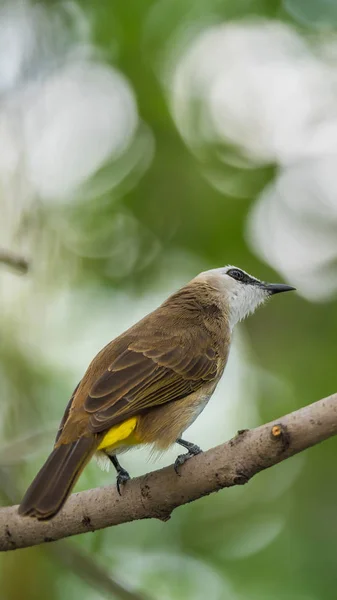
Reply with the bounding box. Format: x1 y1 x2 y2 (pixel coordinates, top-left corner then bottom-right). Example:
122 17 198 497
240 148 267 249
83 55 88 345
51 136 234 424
18 437 97 520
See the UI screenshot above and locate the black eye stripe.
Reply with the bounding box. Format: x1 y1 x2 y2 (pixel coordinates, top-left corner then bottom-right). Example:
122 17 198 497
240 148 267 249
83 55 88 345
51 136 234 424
227 268 258 285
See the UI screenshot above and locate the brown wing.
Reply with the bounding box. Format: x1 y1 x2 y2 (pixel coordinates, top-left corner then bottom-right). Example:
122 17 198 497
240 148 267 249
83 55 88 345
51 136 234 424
85 333 219 434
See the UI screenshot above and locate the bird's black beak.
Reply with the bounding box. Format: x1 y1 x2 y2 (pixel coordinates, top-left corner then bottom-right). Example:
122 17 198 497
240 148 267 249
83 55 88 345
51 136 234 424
263 283 296 295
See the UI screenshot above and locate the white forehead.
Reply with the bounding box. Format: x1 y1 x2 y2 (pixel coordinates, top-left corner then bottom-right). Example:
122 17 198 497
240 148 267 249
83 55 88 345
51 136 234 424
201 265 259 281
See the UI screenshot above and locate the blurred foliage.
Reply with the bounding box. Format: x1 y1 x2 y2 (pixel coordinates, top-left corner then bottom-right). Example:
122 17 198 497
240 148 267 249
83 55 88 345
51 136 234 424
0 1 337 599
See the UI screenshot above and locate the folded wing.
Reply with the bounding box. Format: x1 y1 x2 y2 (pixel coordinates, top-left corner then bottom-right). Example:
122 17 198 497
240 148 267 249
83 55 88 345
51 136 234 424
85 333 219 433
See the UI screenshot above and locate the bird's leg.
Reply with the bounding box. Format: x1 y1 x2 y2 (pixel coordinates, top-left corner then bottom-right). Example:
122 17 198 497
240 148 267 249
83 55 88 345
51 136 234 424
109 455 130 495
174 438 202 475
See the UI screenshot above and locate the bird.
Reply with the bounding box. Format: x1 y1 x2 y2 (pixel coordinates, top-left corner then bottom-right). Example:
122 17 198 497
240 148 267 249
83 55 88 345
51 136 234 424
18 265 295 520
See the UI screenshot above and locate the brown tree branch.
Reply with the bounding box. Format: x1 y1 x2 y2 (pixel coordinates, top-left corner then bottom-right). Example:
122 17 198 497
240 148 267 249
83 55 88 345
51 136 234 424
0 468 149 600
0 249 28 273
1 392 336 552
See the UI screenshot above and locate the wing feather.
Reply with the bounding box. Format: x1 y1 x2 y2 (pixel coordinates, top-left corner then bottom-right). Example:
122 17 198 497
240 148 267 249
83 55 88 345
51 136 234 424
85 331 219 434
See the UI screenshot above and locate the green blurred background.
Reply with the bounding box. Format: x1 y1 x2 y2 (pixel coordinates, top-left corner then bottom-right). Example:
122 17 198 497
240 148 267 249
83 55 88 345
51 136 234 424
1 0 337 598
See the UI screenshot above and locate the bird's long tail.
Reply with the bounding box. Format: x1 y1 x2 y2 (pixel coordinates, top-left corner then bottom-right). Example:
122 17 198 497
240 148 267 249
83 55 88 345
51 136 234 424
18 437 97 520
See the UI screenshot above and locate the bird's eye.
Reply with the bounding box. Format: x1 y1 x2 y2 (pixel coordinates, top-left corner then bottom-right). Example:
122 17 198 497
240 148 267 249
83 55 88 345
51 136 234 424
227 268 244 281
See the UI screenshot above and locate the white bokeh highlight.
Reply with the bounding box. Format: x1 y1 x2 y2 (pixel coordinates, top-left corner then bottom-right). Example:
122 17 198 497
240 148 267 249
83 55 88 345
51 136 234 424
112 550 234 600
168 20 337 301
0 1 147 251
25 62 138 200
170 21 336 165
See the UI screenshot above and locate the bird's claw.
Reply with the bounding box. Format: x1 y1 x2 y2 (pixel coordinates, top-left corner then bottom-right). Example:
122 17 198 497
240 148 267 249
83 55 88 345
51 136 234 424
174 444 202 475
116 469 130 495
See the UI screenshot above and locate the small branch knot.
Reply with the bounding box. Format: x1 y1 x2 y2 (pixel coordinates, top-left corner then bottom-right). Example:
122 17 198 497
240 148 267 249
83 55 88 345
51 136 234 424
230 428 249 447
271 424 282 437
270 423 291 453
233 470 250 486
81 515 94 531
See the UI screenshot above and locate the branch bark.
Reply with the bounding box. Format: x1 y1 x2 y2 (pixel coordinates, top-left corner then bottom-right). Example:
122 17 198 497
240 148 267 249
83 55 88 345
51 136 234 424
0 467 149 600
0 249 28 273
1 392 336 552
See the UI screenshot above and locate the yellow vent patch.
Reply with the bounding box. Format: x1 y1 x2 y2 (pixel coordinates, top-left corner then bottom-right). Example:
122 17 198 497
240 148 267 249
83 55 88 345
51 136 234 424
97 416 139 452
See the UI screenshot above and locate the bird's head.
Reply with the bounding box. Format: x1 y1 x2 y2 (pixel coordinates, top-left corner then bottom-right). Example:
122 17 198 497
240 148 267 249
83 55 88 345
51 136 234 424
198 265 295 329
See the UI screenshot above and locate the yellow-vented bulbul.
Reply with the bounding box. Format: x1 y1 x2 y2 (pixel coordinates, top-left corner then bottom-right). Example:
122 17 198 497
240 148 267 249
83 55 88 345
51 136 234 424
18 266 295 519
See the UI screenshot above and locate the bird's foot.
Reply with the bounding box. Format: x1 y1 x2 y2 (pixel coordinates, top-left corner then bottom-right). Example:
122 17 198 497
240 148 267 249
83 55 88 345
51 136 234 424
109 455 131 495
116 468 130 496
174 442 202 475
